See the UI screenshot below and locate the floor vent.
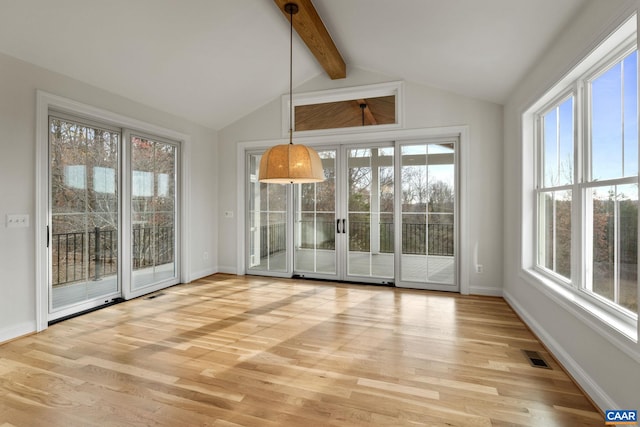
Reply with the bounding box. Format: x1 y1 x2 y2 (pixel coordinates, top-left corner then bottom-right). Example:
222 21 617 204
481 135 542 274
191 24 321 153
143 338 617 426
522 349 551 369
145 292 165 300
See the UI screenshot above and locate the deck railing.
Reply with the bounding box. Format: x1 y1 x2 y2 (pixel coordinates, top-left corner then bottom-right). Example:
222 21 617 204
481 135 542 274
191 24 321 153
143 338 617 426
52 226 173 286
260 221 455 258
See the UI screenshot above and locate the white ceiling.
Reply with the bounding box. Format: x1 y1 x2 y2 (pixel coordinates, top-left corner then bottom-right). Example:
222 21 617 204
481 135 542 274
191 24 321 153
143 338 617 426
0 0 587 130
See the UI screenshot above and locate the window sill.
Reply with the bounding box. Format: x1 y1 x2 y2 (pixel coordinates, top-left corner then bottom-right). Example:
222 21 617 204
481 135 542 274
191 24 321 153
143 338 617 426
521 268 639 361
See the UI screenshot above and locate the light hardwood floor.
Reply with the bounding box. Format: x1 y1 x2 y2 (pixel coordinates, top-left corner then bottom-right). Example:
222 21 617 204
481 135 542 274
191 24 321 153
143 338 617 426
0 274 602 426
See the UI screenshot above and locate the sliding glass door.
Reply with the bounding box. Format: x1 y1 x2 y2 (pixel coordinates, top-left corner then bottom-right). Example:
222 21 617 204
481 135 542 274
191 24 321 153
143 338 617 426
48 115 181 320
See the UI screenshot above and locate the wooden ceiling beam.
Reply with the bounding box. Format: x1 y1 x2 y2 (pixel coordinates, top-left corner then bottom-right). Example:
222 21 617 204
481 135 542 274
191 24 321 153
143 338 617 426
274 0 346 80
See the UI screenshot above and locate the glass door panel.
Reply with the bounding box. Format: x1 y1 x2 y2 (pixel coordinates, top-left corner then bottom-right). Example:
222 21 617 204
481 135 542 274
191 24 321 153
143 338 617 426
294 149 337 276
247 153 288 273
49 116 120 314
346 146 394 280
400 142 456 287
131 136 178 290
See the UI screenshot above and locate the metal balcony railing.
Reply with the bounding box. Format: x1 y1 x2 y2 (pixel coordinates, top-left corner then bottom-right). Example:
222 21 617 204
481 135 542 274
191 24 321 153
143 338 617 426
52 226 174 286
259 221 455 259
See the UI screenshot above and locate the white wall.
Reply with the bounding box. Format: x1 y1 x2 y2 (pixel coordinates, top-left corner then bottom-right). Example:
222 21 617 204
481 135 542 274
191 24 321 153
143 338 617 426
503 0 640 410
0 52 218 342
218 67 504 295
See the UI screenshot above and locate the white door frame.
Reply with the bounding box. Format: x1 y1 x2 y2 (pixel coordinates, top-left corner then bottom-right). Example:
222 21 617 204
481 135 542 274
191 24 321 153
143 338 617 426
35 90 191 331
236 125 470 294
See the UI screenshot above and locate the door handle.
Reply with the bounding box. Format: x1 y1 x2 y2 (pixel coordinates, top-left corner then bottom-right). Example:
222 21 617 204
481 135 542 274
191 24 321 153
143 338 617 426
336 218 341 234
342 219 346 234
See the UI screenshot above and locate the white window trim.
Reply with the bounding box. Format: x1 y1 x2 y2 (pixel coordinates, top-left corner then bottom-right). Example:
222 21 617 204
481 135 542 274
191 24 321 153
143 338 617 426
521 14 639 359
521 268 639 362
35 90 191 332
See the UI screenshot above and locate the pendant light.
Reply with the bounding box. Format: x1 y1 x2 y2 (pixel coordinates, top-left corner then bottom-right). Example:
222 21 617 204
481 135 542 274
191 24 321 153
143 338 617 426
258 2 325 184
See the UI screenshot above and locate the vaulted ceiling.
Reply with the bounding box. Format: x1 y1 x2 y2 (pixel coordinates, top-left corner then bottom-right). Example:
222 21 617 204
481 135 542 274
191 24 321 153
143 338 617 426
0 0 587 130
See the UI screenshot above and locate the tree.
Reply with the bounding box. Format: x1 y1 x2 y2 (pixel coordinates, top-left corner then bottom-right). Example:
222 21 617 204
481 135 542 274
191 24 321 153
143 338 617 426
50 119 177 284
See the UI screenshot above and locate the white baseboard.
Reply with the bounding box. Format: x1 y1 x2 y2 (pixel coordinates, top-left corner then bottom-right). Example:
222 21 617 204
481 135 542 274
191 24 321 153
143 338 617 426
217 265 238 275
189 267 219 281
469 286 503 297
503 290 616 412
0 321 36 344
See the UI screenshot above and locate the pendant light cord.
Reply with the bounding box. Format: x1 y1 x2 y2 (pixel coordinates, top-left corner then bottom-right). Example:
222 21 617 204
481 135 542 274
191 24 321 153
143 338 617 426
289 5 294 145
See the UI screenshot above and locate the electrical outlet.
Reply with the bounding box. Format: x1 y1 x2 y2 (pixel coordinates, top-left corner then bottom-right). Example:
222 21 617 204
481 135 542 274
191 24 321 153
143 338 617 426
6 214 29 228
203 251 209 260
476 264 484 274
224 211 234 218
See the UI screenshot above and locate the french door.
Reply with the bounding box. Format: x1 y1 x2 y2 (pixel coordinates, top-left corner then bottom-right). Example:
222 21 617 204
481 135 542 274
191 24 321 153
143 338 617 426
48 115 180 321
246 139 457 290
292 144 395 283
293 148 339 278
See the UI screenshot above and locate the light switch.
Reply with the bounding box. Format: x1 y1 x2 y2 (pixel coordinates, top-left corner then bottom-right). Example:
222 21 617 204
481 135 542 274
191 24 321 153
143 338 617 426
6 214 29 228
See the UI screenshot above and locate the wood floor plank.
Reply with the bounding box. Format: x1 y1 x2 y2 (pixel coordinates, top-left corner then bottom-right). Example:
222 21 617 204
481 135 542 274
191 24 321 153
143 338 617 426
0 274 602 426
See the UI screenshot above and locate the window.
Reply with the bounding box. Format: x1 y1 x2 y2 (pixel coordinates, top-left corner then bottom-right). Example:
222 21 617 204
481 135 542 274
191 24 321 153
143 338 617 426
64 165 87 189
295 95 396 131
94 167 116 194
132 170 154 197
585 49 638 313
284 81 403 136
538 96 574 281
533 22 638 321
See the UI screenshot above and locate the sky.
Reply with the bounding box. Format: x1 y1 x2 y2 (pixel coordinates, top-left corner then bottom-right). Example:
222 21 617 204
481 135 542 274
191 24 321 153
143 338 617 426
544 50 639 201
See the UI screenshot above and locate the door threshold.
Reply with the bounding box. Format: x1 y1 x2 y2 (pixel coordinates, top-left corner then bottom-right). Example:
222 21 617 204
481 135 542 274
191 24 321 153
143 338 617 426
292 274 395 287
48 297 125 326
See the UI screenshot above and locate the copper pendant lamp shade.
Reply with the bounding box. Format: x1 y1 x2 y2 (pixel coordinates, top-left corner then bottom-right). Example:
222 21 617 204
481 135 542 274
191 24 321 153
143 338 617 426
259 2 325 184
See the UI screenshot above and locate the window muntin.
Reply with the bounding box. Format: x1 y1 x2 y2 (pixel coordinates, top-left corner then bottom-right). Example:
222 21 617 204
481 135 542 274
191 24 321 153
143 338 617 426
535 45 638 317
